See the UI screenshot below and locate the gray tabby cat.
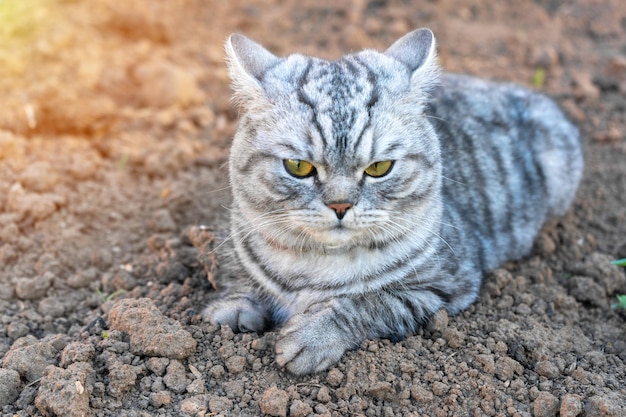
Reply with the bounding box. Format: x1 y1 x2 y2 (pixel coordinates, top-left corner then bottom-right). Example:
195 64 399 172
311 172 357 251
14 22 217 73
203 28 583 375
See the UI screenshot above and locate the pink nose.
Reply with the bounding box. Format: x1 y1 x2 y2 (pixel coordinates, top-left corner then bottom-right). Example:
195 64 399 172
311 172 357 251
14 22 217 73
327 202 352 220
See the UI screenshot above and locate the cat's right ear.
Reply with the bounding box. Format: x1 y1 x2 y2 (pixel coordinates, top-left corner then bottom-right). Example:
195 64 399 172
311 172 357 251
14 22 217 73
384 28 439 90
225 34 280 108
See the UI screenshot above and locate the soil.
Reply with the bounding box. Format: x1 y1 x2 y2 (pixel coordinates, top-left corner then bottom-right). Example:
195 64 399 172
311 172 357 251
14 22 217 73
1 0 625 416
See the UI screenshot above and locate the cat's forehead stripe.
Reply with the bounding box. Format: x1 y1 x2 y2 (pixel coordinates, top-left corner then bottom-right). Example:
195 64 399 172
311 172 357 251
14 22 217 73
297 56 379 157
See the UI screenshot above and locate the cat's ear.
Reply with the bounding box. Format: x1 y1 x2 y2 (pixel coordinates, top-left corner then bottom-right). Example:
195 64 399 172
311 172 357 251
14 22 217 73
384 28 439 83
225 34 280 107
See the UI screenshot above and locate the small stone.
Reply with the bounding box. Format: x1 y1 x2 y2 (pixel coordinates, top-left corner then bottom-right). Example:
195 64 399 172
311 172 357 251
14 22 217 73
208 395 234 413
259 386 289 417
186 378 207 395
163 359 190 394
180 394 210 415
225 355 246 374
107 363 138 399
149 209 177 233
326 368 344 387
19 161 59 192
0 368 21 407
146 357 170 376
535 360 560 378
2 335 59 382
223 380 244 399
584 393 625 417
592 125 622 143
290 399 313 417
14 272 53 300
431 381 450 396
108 298 196 359
495 356 524 381
150 391 171 408
572 71 600 101
410 385 433 402
208 364 225 378
533 391 560 417
442 327 465 349
7 321 30 339
427 309 448 332
365 381 393 401
560 394 583 417
317 386 331 402
567 276 606 307
35 362 94 417
60 341 95 367
38 297 66 317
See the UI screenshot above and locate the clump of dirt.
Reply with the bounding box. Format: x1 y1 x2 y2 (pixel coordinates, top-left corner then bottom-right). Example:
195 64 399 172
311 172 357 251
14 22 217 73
1 0 626 416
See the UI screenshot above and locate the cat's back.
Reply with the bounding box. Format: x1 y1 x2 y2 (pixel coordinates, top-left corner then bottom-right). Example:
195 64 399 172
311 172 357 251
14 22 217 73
426 73 583 269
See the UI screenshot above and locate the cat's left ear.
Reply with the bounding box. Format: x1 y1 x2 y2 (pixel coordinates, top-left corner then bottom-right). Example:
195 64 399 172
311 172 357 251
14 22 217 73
384 28 439 85
225 34 281 108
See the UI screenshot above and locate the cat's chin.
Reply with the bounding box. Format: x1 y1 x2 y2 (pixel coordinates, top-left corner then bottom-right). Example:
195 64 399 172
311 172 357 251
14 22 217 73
308 227 373 251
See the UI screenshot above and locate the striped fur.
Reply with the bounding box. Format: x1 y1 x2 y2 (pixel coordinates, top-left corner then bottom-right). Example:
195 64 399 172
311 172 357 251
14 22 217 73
203 29 583 374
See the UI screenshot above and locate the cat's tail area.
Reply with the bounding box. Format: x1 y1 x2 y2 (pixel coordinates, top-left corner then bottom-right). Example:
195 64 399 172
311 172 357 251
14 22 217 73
529 92 584 219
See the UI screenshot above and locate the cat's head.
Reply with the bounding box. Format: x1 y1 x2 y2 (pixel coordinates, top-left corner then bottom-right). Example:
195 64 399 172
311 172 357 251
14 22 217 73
226 29 443 251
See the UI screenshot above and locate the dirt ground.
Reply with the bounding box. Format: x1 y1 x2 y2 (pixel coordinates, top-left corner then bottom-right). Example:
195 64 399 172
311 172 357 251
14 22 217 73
1 0 625 416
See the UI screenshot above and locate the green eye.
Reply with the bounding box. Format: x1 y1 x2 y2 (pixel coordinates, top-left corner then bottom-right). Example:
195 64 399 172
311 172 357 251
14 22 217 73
364 160 393 178
284 159 316 178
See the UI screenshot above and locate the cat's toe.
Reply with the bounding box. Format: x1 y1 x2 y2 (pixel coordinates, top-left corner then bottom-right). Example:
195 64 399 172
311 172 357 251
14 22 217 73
274 314 352 375
202 297 268 333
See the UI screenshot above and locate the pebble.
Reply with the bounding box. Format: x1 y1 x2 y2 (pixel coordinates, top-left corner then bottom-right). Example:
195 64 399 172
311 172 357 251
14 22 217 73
7 321 30 339
38 296 66 317
225 355 246 374
107 363 138 399
495 356 524 381
163 359 190 394
410 384 434 402
2 335 59 382
180 394 210 415
186 378 207 395
35 362 94 417
290 399 313 417
428 309 449 332
535 360 560 378
14 272 53 300
534 391 560 417
560 394 583 417
150 390 171 408
317 386 331 402
208 395 234 413
60 341 95 367
259 386 289 417
146 357 170 376
365 381 393 400
584 393 625 417
19 161 59 193
107 297 196 359
0 368 21 407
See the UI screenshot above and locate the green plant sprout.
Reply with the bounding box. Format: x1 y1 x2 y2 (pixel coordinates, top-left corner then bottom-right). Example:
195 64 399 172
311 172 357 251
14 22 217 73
611 259 626 310
95 288 127 304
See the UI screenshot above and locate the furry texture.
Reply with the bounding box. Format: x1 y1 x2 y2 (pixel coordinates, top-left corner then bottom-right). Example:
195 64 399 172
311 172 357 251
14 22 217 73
203 29 583 375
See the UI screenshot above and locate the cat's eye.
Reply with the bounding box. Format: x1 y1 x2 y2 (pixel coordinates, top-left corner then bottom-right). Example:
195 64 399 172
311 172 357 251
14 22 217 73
364 160 394 178
284 159 316 178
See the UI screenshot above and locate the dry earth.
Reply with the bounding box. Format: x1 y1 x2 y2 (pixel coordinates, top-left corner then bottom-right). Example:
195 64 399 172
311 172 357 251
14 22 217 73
0 0 625 416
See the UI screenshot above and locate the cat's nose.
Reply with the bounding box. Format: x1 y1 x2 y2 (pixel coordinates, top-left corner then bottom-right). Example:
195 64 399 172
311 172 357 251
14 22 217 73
327 202 352 220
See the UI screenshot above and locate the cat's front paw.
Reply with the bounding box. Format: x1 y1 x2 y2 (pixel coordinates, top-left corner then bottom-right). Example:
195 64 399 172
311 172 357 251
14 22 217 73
202 296 269 333
275 305 358 375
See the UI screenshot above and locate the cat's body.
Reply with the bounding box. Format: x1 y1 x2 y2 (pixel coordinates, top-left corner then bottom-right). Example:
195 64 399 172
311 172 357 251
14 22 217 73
204 29 583 375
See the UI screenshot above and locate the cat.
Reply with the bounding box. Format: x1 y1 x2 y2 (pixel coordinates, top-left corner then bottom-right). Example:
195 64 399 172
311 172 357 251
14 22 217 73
203 28 583 375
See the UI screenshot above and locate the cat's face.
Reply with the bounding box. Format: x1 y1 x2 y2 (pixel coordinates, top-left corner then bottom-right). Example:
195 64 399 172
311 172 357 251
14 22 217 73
227 30 443 251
